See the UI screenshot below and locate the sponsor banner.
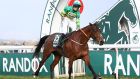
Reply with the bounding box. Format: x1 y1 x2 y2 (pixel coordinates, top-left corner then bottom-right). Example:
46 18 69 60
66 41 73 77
86 51 140 76
0 51 140 77
50 0 68 34
41 0 140 50
95 0 140 50
0 53 53 76
41 0 60 37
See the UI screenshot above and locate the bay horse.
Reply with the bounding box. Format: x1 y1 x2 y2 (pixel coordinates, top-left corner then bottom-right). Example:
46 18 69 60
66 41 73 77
33 23 104 79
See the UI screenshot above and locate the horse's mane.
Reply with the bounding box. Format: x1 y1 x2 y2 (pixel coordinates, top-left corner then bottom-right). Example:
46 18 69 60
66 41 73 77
80 22 99 30
66 22 100 38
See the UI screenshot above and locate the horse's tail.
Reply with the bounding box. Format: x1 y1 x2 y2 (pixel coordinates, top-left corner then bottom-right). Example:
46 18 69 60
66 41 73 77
33 35 49 58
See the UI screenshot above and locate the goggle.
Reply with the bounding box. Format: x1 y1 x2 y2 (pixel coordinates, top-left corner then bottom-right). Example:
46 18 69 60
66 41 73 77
73 4 81 7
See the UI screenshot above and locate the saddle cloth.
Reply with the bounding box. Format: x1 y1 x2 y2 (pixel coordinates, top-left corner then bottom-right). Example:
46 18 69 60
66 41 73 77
53 33 72 48
53 33 65 48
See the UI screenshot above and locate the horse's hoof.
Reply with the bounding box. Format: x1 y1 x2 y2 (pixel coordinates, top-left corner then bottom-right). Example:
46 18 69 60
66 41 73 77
94 76 102 79
98 76 102 79
32 72 38 78
93 77 97 79
33 75 36 78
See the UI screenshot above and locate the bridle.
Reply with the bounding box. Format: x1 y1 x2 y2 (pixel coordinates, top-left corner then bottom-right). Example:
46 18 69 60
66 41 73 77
70 29 89 45
80 29 88 38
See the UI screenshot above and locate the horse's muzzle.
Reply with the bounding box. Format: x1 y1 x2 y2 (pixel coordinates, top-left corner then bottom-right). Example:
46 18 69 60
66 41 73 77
99 41 104 45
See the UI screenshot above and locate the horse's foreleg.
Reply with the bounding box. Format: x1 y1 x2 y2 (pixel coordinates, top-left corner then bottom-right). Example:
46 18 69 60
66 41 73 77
50 54 61 79
34 51 51 77
83 55 98 79
68 59 74 79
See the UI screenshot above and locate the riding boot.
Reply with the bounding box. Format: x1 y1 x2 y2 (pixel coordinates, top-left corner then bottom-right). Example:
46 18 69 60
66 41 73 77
57 41 62 48
57 34 65 48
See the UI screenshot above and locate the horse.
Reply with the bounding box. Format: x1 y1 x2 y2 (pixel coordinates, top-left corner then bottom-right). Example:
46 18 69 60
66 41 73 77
33 23 104 79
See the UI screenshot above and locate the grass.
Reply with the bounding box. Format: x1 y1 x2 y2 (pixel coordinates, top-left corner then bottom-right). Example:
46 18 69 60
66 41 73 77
0 75 139 79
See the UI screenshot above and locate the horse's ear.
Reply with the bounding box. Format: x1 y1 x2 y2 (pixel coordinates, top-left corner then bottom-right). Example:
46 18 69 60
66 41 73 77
93 22 98 26
89 23 92 26
94 22 98 26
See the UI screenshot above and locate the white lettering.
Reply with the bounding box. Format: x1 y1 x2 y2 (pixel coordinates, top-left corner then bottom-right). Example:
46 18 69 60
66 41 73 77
127 55 139 76
31 58 39 72
16 58 23 72
116 54 126 75
2 57 48 73
39 58 48 72
104 54 112 74
3 58 8 72
24 58 30 72
9 58 16 72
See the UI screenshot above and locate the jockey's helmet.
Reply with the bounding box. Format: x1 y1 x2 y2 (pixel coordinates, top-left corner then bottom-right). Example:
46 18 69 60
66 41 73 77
73 0 81 8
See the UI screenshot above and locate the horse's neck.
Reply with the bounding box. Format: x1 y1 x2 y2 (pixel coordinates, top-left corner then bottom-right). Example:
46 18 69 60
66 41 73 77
78 26 91 44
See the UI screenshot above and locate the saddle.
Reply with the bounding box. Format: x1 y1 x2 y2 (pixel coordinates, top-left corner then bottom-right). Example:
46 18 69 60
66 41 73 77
53 33 72 48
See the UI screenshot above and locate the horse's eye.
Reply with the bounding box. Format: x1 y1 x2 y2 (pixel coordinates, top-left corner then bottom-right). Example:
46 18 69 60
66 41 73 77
93 30 96 32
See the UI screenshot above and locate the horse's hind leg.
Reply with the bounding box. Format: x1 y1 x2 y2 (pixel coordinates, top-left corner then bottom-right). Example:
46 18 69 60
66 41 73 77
50 53 61 79
82 55 98 79
68 59 74 79
34 49 52 76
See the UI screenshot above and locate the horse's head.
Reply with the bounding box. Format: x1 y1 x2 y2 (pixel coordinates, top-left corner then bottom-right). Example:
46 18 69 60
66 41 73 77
124 0 137 26
89 23 104 45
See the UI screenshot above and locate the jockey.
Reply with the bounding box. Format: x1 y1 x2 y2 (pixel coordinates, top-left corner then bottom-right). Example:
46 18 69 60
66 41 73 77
60 0 81 34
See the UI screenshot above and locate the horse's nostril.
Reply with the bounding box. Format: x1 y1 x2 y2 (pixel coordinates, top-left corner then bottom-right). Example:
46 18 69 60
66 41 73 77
99 41 104 45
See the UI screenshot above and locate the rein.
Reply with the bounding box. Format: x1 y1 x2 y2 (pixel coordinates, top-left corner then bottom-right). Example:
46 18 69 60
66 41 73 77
70 39 84 45
70 29 89 45
80 29 88 38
